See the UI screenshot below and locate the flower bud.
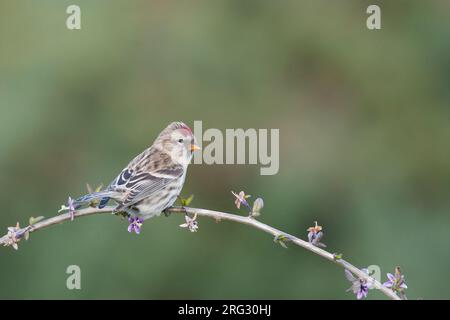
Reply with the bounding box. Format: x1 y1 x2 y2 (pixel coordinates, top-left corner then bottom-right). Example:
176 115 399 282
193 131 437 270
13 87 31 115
251 198 264 217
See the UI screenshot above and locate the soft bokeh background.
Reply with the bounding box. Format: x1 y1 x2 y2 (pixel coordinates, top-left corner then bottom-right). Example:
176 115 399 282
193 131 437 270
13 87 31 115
0 0 449 299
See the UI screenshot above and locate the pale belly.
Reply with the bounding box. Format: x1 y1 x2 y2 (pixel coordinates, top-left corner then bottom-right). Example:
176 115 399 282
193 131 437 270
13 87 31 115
134 179 184 220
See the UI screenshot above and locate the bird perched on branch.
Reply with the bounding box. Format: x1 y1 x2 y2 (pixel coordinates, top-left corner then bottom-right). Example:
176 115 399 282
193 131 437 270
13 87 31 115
74 122 200 220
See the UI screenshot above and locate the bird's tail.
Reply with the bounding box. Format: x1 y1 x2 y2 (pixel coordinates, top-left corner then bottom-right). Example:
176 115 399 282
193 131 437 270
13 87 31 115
75 191 115 208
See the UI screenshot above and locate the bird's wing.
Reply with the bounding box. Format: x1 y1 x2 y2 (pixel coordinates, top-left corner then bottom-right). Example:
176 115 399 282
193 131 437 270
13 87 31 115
121 168 183 209
111 148 184 211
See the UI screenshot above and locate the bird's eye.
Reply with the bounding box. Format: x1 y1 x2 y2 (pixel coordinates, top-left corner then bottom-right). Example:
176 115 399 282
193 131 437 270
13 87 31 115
178 139 183 143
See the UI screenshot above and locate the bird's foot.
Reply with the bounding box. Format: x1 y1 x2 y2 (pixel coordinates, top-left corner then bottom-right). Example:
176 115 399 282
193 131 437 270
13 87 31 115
163 206 187 217
114 206 138 219
163 207 172 217
114 211 129 219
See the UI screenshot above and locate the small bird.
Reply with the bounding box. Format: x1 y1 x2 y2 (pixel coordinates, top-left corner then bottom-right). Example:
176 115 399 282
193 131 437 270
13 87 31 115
75 122 200 220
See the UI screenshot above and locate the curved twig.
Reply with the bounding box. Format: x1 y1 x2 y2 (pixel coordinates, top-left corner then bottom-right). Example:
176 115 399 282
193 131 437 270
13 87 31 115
0 205 401 300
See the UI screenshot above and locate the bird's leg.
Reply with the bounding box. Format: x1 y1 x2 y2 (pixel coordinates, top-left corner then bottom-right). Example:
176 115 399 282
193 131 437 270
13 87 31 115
114 206 138 219
163 207 172 217
163 206 187 217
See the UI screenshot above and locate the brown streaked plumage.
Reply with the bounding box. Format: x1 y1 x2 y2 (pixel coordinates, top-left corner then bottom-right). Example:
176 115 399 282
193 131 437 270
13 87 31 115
75 122 200 220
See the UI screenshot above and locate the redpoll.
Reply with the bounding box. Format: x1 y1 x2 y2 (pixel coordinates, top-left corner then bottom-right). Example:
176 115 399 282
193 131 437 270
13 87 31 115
74 122 200 220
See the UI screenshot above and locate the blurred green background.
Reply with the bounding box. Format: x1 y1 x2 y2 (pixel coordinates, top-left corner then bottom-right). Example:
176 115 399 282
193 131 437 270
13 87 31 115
0 0 449 299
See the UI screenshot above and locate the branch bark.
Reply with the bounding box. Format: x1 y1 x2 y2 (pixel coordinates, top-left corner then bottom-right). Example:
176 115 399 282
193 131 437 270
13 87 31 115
0 205 401 300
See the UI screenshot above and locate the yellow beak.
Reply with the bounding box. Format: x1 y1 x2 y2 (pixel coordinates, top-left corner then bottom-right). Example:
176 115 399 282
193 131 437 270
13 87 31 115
190 144 201 152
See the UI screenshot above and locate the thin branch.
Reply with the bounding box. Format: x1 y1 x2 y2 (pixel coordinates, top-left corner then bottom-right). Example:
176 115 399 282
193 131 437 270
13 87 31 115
0 205 401 300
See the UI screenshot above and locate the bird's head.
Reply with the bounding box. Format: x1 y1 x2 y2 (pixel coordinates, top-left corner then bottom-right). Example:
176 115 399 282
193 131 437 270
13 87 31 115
155 122 201 166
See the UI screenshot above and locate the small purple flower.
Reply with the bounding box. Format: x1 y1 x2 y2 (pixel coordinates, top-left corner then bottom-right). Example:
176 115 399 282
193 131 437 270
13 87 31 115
345 269 374 300
231 191 251 210
67 197 76 221
128 216 144 234
383 266 408 294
